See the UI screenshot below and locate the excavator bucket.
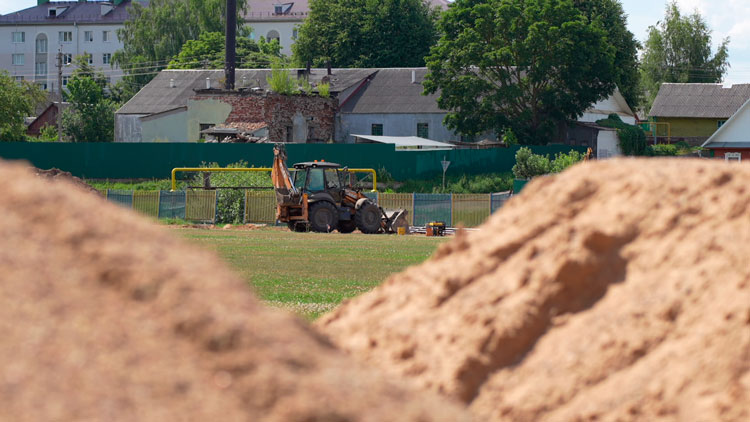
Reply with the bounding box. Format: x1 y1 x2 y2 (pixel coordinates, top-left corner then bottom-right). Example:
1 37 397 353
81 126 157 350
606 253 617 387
382 208 409 234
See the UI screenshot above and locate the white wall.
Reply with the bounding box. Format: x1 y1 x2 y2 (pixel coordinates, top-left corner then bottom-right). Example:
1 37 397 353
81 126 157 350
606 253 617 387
0 22 124 91
596 130 622 159
337 113 460 143
247 21 300 56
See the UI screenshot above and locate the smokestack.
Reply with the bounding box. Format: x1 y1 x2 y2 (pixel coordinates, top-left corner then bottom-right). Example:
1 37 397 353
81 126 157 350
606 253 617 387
170 78 175 88
206 78 211 89
225 0 237 90
327 60 332 75
411 70 416 84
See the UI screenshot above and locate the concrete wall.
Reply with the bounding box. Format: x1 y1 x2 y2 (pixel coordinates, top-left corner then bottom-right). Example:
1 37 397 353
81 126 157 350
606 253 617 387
0 22 125 90
115 114 145 142
141 109 190 142
186 99 233 141
596 130 622 159
337 113 458 143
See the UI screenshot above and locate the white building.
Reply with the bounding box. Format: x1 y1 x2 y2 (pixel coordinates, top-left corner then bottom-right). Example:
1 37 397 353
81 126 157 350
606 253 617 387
244 0 451 57
0 0 137 92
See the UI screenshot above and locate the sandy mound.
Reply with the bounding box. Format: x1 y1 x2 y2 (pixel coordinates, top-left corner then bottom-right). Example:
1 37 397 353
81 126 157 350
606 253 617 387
0 161 471 422
318 159 750 422
35 167 101 195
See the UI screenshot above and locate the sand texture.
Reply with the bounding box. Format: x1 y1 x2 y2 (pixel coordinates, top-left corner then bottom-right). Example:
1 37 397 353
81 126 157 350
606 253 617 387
318 159 750 422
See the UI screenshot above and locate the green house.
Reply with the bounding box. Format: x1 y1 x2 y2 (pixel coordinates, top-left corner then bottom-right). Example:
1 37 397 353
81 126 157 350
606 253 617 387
647 83 750 146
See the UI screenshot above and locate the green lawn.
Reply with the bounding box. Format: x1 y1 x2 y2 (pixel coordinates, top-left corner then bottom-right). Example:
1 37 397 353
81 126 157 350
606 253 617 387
176 227 447 319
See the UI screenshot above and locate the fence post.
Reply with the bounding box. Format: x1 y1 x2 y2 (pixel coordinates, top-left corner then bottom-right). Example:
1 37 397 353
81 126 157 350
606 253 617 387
214 190 219 224
450 193 454 227
243 190 248 224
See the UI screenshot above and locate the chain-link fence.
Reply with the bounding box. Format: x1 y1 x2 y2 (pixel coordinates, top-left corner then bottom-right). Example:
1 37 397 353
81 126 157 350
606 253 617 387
105 189 513 228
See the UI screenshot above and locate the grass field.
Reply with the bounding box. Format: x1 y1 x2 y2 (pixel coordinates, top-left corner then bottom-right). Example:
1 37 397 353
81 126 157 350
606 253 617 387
176 227 448 319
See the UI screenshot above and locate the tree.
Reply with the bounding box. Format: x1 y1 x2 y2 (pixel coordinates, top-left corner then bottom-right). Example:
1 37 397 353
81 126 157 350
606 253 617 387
424 0 616 145
641 2 729 108
113 0 248 101
62 58 116 142
168 32 282 70
0 71 46 141
572 0 641 108
293 0 440 68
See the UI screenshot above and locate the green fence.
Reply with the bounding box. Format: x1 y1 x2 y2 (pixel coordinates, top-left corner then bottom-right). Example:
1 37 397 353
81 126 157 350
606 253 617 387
103 188 512 228
0 143 585 181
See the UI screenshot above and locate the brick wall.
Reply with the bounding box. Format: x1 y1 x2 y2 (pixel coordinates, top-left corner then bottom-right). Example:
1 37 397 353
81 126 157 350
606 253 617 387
191 91 337 142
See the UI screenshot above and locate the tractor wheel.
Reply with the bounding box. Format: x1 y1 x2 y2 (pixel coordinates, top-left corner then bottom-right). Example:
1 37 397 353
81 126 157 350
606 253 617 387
338 220 357 233
355 202 382 234
287 221 307 232
309 201 338 233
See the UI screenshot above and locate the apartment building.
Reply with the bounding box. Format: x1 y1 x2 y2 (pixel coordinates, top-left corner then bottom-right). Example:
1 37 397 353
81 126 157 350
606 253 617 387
0 0 136 91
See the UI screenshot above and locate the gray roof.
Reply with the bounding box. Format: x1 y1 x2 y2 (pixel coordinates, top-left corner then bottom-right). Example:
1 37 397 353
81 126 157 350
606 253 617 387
0 1 142 25
703 142 750 149
340 68 444 114
353 135 455 149
117 68 377 115
243 0 448 20
649 83 750 118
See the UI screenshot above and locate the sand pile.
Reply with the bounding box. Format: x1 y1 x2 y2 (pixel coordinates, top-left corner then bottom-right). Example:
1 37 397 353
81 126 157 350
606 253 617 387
0 161 471 422
35 167 101 195
318 159 750 422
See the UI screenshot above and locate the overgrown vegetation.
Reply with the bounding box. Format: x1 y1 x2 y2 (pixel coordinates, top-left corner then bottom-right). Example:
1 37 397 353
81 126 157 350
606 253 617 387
191 161 272 224
596 114 649 156
512 147 585 179
86 179 176 191
388 172 514 194
317 82 330 98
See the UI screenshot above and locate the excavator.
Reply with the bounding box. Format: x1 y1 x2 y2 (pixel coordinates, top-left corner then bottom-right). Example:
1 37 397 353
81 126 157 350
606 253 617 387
271 143 408 233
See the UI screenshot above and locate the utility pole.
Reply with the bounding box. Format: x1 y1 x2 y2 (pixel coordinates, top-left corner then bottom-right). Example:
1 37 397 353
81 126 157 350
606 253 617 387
56 48 63 142
224 0 236 90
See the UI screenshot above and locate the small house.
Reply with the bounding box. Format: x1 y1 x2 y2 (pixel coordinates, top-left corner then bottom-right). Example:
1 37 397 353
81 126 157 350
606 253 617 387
701 97 750 161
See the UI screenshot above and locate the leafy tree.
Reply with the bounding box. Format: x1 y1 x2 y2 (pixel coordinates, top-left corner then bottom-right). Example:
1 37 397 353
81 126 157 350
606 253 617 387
572 0 641 108
424 0 617 145
641 2 729 107
113 0 248 100
0 71 47 141
293 0 440 67
168 32 282 70
62 60 117 142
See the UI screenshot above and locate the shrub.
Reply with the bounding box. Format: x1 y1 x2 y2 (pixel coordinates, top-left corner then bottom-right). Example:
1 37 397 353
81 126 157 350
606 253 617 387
551 150 584 173
191 161 272 224
266 61 297 95
512 147 551 179
317 82 330 98
649 144 679 156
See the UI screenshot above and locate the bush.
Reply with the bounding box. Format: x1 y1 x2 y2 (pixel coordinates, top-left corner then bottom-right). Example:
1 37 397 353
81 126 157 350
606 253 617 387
596 114 648 156
649 144 679 156
317 82 330 98
191 161 272 224
394 173 513 194
512 147 551 179
551 150 584 173
266 61 297 95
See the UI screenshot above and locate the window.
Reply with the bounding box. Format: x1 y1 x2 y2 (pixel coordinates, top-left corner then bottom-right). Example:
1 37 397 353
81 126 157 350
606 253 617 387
102 31 111 42
48 8 57 17
325 169 341 190
62 75 69 87
292 28 298 39
14 76 24 82
274 5 283 14
371 123 383 136
293 170 306 190
37 82 48 90
417 122 429 138
102 53 112 64
725 152 742 162
12 32 25 43
59 31 72 43
249 31 255 40
718 120 727 129
35 62 47 76
307 169 325 192
12 54 24 66
36 36 48 53
62 53 72 65
84 31 93 42
267 30 280 43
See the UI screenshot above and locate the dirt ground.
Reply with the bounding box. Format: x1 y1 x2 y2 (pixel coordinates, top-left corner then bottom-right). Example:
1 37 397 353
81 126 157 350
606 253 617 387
35 167 102 195
0 160 471 422
318 158 750 422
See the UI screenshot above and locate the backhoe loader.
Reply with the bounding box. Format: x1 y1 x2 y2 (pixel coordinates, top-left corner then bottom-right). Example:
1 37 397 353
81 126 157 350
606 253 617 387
271 143 408 233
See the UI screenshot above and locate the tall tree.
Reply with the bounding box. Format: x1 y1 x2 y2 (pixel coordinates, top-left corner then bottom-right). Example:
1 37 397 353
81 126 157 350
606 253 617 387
572 0 641 108
641 2 729 108
293 0 440 68
0 71 46 141
424 0 616 144
112 0 248 101
168 32 282 70
62 57 117 142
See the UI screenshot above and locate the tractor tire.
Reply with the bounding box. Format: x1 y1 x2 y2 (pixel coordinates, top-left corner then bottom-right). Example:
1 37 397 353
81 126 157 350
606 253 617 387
309 201 338 233
338 219 357 233
287 221 307 232
355 202 382 234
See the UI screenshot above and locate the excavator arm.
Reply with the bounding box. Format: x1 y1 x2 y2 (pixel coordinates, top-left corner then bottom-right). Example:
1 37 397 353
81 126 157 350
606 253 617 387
272 143 301 205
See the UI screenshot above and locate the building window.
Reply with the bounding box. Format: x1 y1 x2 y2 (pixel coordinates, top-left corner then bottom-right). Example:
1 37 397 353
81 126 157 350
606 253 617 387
102 53 112 64
37 82 48 90
267 30 280 43
12 54 24 66
14 76 24 82
371 123 383 136
48 8 57 17
292 28 298 39
249 31 255 40
274 5 283 14
59 31 72 43
718 120 727 129
36 36 48 53
102 31 111 42
12 32 25 43
35 62 48 76
725 152 742 162
417 122 429 138
84 31 93 42
62 75 69 87
62 53 72 65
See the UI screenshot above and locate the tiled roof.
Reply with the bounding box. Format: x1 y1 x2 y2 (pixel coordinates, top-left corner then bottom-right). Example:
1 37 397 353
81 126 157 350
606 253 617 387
649 83 750 118
0 1 142 25
339 68 444 114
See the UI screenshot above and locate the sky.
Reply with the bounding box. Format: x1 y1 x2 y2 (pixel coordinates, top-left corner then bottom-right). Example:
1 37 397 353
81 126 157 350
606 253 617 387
1 0 749 83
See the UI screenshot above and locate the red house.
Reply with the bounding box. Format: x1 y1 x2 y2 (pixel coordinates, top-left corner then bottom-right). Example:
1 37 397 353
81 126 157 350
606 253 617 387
701 97 750 161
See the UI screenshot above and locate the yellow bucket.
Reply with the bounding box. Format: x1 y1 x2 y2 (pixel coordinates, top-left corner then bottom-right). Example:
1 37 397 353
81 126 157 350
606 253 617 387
397 227 406 235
